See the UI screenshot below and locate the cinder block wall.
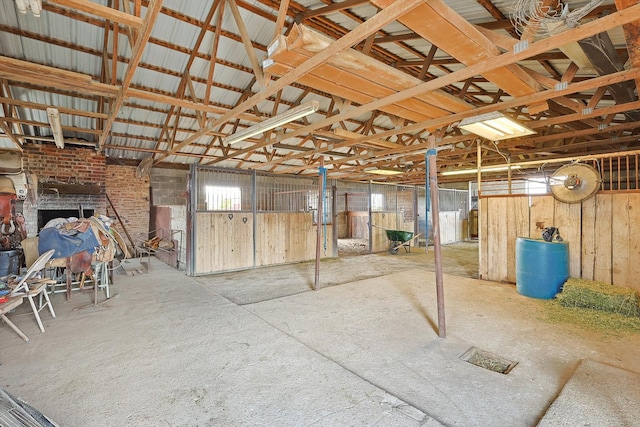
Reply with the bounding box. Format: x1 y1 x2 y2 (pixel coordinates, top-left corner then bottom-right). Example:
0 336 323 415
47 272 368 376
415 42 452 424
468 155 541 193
150 168 187 206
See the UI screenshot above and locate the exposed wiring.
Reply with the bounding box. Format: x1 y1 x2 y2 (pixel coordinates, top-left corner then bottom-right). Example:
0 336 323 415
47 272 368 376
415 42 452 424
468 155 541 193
492 141 510 164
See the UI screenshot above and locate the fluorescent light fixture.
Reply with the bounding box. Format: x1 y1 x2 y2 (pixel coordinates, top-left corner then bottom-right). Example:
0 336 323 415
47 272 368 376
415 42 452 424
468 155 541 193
364 167 404 176
46 107 64 149
223 100 319 145
441 165 521 176
15 0 41 17
458 112 534 141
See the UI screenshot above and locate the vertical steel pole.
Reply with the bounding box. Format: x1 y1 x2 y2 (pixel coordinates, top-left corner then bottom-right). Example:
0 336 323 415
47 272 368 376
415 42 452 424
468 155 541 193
427 136 446 338
477 142 482 277
252 170 257 268
331 183 338 258
314 158 324 291
368 181 373 254
187 164 196 276
425 152 430 253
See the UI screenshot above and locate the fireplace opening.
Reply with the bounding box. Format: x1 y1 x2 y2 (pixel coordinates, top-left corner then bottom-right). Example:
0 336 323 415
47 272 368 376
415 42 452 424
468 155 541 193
38 209 94 232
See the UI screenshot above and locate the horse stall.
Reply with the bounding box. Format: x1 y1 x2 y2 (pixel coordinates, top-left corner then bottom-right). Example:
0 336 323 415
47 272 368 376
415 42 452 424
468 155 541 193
189 166 335 276
335 181 369 255
335 181 467 256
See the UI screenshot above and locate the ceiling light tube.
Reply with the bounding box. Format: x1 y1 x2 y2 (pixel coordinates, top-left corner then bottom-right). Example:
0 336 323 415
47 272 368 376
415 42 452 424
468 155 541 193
15 0 41 16
15 0 27 13
458 112 534 141
441 165 521 176
223 100 319 145
364 167 404 176
28 0 41 17
46 107 64 149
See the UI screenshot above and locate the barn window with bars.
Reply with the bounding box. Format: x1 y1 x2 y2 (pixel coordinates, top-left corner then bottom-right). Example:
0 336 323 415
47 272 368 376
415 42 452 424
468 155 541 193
205 186 242 211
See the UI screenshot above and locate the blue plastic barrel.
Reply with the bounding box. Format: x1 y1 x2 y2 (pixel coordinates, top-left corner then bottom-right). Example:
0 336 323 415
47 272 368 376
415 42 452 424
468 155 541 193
0 249 20 277
515 237 569 299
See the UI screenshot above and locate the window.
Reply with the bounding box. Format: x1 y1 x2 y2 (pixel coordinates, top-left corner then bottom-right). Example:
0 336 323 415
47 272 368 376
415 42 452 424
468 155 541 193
371 193 384 211
205 186 242 211
526 178 548 195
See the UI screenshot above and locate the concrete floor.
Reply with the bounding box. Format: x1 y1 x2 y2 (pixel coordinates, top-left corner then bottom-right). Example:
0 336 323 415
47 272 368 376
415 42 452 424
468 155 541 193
1 242 638 426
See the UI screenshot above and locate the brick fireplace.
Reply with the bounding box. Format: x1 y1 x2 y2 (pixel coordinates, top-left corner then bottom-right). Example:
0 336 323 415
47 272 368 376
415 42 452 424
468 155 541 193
19 143 150 245
24 194 102 236
22 144 107 237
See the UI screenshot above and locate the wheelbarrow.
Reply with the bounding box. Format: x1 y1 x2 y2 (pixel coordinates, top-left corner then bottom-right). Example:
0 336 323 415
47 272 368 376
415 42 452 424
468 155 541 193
385 229 422 254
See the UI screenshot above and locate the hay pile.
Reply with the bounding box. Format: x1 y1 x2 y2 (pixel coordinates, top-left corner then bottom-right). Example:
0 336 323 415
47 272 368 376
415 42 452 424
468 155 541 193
543 278 640 334
556 278 640 317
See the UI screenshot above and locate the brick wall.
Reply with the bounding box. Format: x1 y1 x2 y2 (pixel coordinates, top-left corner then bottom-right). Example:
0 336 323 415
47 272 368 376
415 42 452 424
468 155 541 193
105 164 150 248
24 143 106 185
19 144 150 251
22 143 108 236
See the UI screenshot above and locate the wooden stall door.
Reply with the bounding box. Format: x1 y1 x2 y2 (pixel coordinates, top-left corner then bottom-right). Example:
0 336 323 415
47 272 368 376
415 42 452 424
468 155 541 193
195 212 254 274
256 212 334 266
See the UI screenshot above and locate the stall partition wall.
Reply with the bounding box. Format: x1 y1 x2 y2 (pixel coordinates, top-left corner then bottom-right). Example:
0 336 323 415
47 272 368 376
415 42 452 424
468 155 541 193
335 182 469 253
479 192 640 291
437 188 469 244
335 181 416 253
189 166 335 276
336 181 369 240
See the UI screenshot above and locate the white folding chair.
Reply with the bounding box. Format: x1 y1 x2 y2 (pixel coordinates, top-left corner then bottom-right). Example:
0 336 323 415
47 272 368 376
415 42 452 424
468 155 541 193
9 249 57 333
0 295 29 342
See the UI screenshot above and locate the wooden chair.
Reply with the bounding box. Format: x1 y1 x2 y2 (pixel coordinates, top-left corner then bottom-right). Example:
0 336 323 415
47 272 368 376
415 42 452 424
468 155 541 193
9 249 57 334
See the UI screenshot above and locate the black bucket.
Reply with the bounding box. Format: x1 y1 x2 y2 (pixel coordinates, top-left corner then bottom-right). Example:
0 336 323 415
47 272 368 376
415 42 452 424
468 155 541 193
0 249 21 277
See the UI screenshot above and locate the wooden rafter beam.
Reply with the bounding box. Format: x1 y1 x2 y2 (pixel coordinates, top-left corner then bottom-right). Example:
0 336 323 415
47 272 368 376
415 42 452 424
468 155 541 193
0 56 119 98
48 0 143 29
0 97 108 119
616 0 640 93
153 0 223 154
205 0 225 105
295 0 368 21
263 6 640 155
272 67 640 173
97 0 163 150
227 0 265 87
154 0 425 163
272 0 290 40
0 121 22 150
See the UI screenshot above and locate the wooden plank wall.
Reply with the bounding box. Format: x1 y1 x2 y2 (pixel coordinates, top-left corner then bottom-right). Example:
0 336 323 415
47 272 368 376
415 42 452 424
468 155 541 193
610 194 640 288
480 193 640 291
439 211 459 244
256 212 334 266
480 196 537 283
195 212 254 274
194 212 335 274
347 211 369 238
371 212 398 252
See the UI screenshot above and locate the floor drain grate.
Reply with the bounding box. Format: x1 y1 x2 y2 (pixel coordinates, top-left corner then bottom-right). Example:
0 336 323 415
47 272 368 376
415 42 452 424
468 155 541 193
459 347 518 374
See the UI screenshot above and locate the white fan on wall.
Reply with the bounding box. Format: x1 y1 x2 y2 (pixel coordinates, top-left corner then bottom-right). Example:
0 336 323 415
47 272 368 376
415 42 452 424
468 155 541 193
548 163 601 203
135 157 153 179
